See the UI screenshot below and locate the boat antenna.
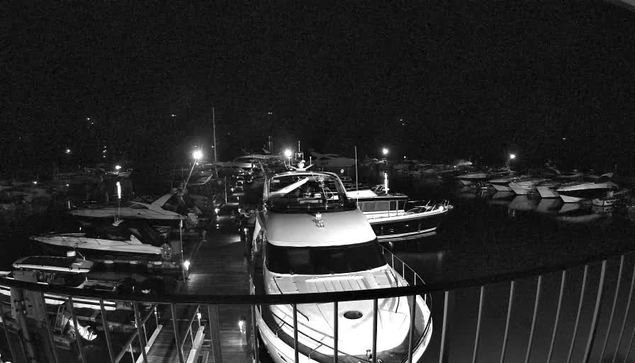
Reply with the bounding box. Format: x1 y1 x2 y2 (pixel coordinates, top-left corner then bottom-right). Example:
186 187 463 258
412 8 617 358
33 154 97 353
354 146 359 192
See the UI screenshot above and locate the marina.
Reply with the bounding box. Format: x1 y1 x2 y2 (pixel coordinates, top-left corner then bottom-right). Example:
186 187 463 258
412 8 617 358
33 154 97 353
1 161 635 362
4 1 635 361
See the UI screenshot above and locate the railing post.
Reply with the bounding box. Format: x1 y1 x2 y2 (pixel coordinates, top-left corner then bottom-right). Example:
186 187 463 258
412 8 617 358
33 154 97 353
547 270 567 363
499 280 515 363
39 292 59 363
372 298 378 363
293 303 299 363
438 290 452 363
524 275 542 363
100 299 116 363
170 303 185 363
612 264 635 363
251 304 259 363
407 294 417 363
67 297 86 363
472 286 485 363
582 260 607 363
207 304 223 363
0 301 19 363
599 256 624 361
566 264 589 363
333 301 338 363
133 303 148 363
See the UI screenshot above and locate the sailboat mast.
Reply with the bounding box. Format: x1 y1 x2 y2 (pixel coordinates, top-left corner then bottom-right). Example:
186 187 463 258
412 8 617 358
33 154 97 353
354 146 359 192
212 107 217 163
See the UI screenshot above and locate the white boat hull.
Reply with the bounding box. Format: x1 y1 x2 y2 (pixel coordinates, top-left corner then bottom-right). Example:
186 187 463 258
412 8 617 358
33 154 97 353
536 186 559 198
491 184 513 192
560 194 585 203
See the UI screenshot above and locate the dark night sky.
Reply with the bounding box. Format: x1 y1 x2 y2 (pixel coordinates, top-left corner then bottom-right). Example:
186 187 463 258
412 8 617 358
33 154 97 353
2 1 635 173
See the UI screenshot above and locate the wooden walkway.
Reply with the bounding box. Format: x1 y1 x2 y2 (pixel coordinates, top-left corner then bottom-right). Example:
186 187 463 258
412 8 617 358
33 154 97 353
143 229 254 363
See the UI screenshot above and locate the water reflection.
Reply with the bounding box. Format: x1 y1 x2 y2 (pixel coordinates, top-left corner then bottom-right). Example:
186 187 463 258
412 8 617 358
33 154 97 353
508 195 536 212
535 198 562 214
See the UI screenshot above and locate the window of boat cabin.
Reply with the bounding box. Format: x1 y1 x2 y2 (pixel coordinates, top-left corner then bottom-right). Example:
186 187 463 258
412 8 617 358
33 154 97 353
266 241 385 274
359 200 405 212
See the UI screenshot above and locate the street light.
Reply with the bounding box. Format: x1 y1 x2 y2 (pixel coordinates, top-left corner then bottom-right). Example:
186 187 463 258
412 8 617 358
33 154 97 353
185 149 203 188
382 147 389 156
284 149 293 166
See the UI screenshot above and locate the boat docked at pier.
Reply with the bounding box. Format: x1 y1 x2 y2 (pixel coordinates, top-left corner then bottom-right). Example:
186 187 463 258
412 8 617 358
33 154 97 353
29 220 185 273
70 191 200 227
250 169 433 363
508 177 549 195
347 184 452 243
556 180 619 203
0 255 122 311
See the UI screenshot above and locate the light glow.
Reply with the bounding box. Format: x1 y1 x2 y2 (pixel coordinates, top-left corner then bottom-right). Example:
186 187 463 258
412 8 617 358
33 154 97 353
183 260 191 270
382 147 389 156
284 149 293 159
65 148 71 154
192 149 203 161
115 165 122 171
509 153 516 160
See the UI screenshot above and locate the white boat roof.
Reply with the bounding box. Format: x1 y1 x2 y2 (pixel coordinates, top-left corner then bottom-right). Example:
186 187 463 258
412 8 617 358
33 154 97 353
265 209 376 247
346 189 378 198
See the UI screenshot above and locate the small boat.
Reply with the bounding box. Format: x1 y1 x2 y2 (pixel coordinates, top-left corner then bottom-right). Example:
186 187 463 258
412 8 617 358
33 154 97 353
0 255 120 310
70 191 199 226
509 177 549 195
456 171 489 186
29 220 182 270
535 180 561 198
557 181 619 203
251 169 433 363
347 185 452 243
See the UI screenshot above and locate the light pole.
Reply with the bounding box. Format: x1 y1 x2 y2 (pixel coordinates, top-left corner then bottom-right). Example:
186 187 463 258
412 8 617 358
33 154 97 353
284 149 293 168
507 153 516 168
185 149 204 188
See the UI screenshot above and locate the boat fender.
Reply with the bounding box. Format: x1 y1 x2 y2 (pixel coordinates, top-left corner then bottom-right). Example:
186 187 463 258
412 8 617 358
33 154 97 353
161 243 172 260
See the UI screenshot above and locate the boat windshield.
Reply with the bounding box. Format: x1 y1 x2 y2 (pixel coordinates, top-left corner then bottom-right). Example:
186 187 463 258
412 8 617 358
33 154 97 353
267 173 356 213
265 241 386 275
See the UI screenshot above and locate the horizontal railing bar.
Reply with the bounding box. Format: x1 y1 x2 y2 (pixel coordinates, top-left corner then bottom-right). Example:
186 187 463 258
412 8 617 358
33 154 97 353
0 250 629 305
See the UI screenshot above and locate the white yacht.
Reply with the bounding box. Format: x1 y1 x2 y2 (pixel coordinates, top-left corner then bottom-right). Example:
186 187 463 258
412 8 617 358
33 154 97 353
251 170 433 363
70 191 199 227
347 185 452 243
557 181 619 203
508 177 549 195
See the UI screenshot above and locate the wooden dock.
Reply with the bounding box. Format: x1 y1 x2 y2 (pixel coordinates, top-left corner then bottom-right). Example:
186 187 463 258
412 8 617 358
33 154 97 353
143 229 254 363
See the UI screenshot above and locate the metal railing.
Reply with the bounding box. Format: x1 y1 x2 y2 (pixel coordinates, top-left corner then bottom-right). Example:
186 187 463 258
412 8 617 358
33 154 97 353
2 247 635 363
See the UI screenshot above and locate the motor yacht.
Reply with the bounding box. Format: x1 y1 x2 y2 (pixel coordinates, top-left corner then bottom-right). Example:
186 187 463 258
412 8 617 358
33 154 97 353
508 177 549 195
250 170 433 363
29 220 185 273
557 181 619 203
70 191 200 227
347 184 452 244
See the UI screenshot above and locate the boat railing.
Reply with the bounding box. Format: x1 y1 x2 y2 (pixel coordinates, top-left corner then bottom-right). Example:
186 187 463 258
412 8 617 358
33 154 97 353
267 307 373 363
383 246 426 288
3 247 635 362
